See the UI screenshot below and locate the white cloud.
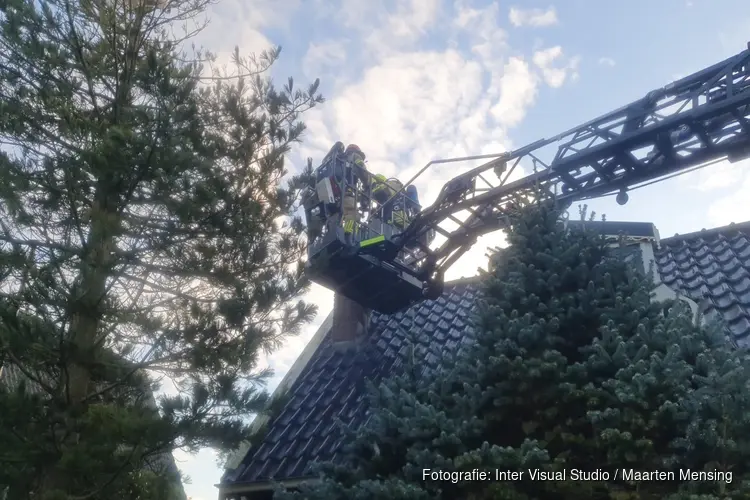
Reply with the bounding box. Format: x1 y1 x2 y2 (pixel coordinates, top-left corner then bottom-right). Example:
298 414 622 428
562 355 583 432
335 1 387 30
509 6 558 27
678 159 742 192
598 56 616 67
336 0 442 58
389 0 441 39
324 49 488 171
532 46 580 88
196 0 281 74
199 0 295 47
453 0 508 61
303 40 348 80
311 45 535 198
370 1 441 57
490 57 539 126
707 165 750 226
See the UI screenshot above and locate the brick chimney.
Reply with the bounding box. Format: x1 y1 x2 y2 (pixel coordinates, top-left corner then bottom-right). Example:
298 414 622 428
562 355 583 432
331 294 370 345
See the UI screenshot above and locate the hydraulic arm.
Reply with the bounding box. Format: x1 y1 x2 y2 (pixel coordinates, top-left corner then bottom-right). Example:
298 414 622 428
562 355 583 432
305 43 750 313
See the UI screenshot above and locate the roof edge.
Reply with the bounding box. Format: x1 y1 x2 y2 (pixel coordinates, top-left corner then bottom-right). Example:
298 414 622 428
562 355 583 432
217 477 310 496
271 312 333 399
223 312 333 471
661 220 750 244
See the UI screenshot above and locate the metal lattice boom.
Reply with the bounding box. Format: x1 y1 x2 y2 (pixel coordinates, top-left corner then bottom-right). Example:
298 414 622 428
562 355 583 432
304 43 750 313
398 43 750 286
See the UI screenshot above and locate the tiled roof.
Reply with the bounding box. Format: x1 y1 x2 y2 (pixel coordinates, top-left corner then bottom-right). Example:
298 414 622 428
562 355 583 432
221 220 750 494
655 221 750 345
221 280 481 487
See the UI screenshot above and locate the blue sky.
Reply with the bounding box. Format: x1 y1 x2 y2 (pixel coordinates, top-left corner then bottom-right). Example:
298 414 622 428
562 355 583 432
179 1 750 498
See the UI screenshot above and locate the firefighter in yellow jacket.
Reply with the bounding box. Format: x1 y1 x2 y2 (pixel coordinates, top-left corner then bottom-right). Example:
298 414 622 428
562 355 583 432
342 144 368 237
371 174 405 234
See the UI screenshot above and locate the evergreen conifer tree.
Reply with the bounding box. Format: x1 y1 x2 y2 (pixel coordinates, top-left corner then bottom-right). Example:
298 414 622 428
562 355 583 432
281 203 750 500
0 0 323 498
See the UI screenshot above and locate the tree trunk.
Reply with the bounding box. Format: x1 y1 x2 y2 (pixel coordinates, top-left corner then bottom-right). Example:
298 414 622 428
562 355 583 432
38 194 116 497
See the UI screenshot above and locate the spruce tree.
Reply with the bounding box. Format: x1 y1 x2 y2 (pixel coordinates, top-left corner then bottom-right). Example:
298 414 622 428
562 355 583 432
281 204 750 500
0 0 322 498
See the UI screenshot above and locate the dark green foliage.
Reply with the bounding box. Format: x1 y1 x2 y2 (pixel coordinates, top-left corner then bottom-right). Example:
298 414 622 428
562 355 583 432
279 204 750 500
0 0 323 498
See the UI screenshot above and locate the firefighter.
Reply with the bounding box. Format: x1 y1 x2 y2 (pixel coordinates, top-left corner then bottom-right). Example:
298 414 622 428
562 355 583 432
304 142 345 238
390 182 409 230
371 174 402 228
342 144 368 239
345 143 367 171
405 185 420 221
322 141 346 171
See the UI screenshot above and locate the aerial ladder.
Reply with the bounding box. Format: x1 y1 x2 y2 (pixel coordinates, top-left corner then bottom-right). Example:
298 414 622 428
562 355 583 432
302 43 750 314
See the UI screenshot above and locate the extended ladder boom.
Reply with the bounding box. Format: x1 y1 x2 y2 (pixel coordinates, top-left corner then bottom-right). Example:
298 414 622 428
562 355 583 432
304 44 750 314
399 43 750 280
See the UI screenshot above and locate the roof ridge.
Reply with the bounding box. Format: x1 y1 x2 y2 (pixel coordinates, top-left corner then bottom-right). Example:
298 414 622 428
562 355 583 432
661 220 750 244
444 276 483 286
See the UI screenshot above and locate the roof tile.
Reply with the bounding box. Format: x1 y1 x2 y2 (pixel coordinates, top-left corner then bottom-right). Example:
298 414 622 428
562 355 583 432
656 223 750 345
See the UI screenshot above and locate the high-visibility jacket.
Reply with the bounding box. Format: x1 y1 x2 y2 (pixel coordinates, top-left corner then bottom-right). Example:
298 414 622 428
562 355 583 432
371 174 402 202
372 175 411 227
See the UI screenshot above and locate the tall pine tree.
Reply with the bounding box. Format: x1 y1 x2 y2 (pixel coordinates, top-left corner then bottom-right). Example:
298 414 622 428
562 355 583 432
0 0 323 498
281 204 750 500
